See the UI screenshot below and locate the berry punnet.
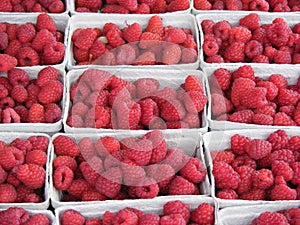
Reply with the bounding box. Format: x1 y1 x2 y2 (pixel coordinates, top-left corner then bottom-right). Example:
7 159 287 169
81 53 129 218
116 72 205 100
201 14 300 64
75 0 190 14
0 135 49 204
70 15 198 66
0 66 63 124
209 65 300 127
212 129 300 201
60 200 215 225
52 130 208 202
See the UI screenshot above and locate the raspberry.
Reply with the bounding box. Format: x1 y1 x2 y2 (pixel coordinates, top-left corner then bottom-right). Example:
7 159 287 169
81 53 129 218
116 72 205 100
266 130 288 151
79 161 100 187
36 13 56 32
28 136 49 152
253 113 274 125
133 3 150 14
253 212 289 224
162 43 181 65
213 20 231 41
36 66 59 88
32 29 55 53
137 99 158 127
150 0 167 13
180 48 198 64
89 39 106 61
120 159 145 186
95 167 122 198
44 103 62 123
67 178 90 199
245 139 272 160
231 78 256 107
53 166 74 191
274 112 297 126
190 203 214 225
180 157 207 183
76 0 102 10
17 46 40 66
10 85 28 103
211 151 235 164
235 166 254 194
270 183 297 200
256 81 279 101
74 28 97 51
28 103 45 123
194 0 212 9
224 42 245 62
268 73 288 89
106 29 125 48
17 23 36 44
53 156 77 171
22 213 50 225
287 136 300 151
229 26 252 44
266 21 290 48
184 91 207 113
212 162 240 189
163 200 190 222
0 165 7 184
163 27 187 44
95 136 120 158
239 13 260 31
0 146 24 170
160 99 186 122
185 75 204 93
291 162 300 185
82 190 106 202
278 88 299 107
38 80 63 105
240 87 268 109
160 214 185 225
168 176 196 195
0 54 17 72
145 15 163 36
240 188 266 200
134 177 159 199
228 110 254 124
25 150 47 167
217 189 238 200
210 68 232 91
211 93 233 117
117 0 138 11
167 0 190 12
102 4 129 13
134 51 156 65
42 42 65 65
61 209 85 225
244 40 263 59
114 100 141 130
274 49 292 64
0 184 17 203
139 214 160 225
0 0 13 12
252 169 274 189
272 160 293 182
53 135 80 157
17 163 45 189
0 31 8 51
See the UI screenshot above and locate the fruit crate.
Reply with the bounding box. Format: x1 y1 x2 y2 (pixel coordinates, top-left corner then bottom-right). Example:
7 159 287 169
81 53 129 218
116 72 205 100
203 128 300 208
218 202 300 225
50 130 211 208
0 66 66 134
63 67 209 133
196 12 300 69
65 13 200 70
203 65 300 130
0 208 56 224
68 0 192 15
0 132 51 210
55 195 217 224
0 13 69 71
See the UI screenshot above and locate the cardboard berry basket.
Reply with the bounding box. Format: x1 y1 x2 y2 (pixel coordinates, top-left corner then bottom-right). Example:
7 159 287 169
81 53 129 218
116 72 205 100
203 65 300 131
63 67 209 133
0 13 69 71
68 0 192 15
0 132 51 210
203 128 300 208
50 130 211 208
218 202 300 225
65 13 200 70
55 196 217 224
0 66 66 134
196 12 300 70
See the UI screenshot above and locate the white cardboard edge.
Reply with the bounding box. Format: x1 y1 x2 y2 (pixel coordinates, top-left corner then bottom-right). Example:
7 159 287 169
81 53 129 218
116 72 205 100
0 66 66 134
65 13 200 70
55 196 218 224
202 128 300 208
63 67 209 133
195 13 300 69
218 202 300 225
49 130 211 208
0 14 70 71
202 64 300 131
0 132 51 210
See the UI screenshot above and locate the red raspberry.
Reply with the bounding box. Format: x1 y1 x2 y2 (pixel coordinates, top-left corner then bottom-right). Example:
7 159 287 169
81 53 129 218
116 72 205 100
252 53 269 63
25 150 47 166
286 135 300 151
17 163 45 189
17 22 36 44
53 135 80 157
37 66 59 88
0 184 17 203
254 104 276 116
229 26 252 44
114 100 141 130
183 91 207 113
201 20 215 35
190 203 214 225
122 23 142 43
95 136 120 158
139 32 162 50
284 208 300 224
0 31 8 50
10 138 32 153
239 87 268 109
79 161 101 187
210 68 232 91
291 162 300 185
28 103 45 123
95 167 122 198
163 27 187 44
180 157 207 183
134 51 156 65
253 212 289 224
135 177 159 199
0 54 17 72
224 42 245 62
266 129 288 151
252 169 274 189
134 78 159 99
185 75 204 93
106 29 125 48
228 109 254 124
211 94 233 116
16 46 40 66
120 159 145 186
183 113 201 128
25 83 40 108
211 151 235 164
150 0 167 13
240 188 266 200
22 213 50 225
194 0 212 9
256 80 279 101
10 85 27 103
89 39 106 61
150 87 177 108
0 146 24 170
162 43 181 65
76 0 102 10
74 28 97 51
48 0 65 13
244 40 263 59
269 149 295 165
266 21 290 48
239 13 260 31
0 165 7 184
163 200 190 222
44 103 62 123
53 166 74 190
235 166 254 194
268 73 288 89
139 214 160 225
28 136 49 152
147 164 174 190
212 162 240 189
53 155 77 171
274 112 297 126
167 0 190 12
36 13 56 32
138 98 159 127
67 179 90 199
42 42 65 65
145 15 164 36
160 214 185 225
280 105 295 117
82 190 106 202
61 209 85 225
117 0 138 11
231 78 256 107
272 160 293 181
273 49 292 64
270 183 297 200
168 176 196 195
38 80 63 104
213 20 231 41
232 65 254 81
0 0 13 12
245 139 272 160
253 113 274 125
113 209 138 225
133 3 151 14
160 99 186 122
277 88 299 107
181 48 198 64
102 4 129 13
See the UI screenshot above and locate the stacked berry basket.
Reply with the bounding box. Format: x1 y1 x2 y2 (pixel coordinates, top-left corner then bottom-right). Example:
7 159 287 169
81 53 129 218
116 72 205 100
0 0 299 224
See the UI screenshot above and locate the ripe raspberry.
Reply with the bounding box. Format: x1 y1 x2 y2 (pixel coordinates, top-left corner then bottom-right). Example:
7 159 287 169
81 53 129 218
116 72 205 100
163 27 187 44
231 78 256 107
42 42 65 65
211 151 235 164
44 103 62 123
53 166 74 191
15 185 35 202
268 73 288 89
0 184 17 203
38 80 63 105
210 68 231 91
277 88 299 107
139 32 162 49
235 166 254 194
117 0 138 11
270 183 297 200
17 22 36 44
150 0 167 13
229 26 252 44
0 0 13 12
185 75 205 93
122 23 141 43
0 31 8 51
274 112 297 126
74 28 97 51
28 136 49 152
183 91 207 113
25 150 47 167
16 46 40 67
160 214 185 225
82 190 106 202
31 29 55 53
102 4 129 13
53 135 80 157
224 42 245 62
106 29 125 48
239 87 268 109
163 200 190 223
190 203 214 225
0 165 7 184
95 167 122 198
272 160 293 182
168 176 196 195
167 0 190 12
245 139 272 160
252 169 274 189
266 130 288 151
79 161 101 187
114 100 141 130
139 214 160 225
266 21 290 48
180 48 198 64
138 98 159 126
194 0 212 9
228 110 254 124
36 13 56 32
134 51 156 65
134 177 159 199
89 39 106 61
66 179 90 199
253 212 289 224
213 20 231 41
22 213 50 225
17 163 45 189
240 188 266 200
53 155 77 171
231 134 251 155
76 0 102 10
28 103 45 123
133 3 151 14
162 43 181 65
145 15 164 36
253 113 273 125
36 66 59 88
239 13 260 31
212 162 240 189
11 138 32 153
0 146 24 170
180 157 207 183
95 136 120 158
61 209 85 225
0 54 17 72
216 189 238 199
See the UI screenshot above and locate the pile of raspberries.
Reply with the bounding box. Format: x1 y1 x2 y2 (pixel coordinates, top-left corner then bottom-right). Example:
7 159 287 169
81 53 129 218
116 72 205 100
212 129 300 201
209 65 300 126
66 68 207 129
0 135 49 204
60 200 214 224
75 0 190 14
71 15 198 66
0 66 63 124
201 13 300 64
52 130 207 202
